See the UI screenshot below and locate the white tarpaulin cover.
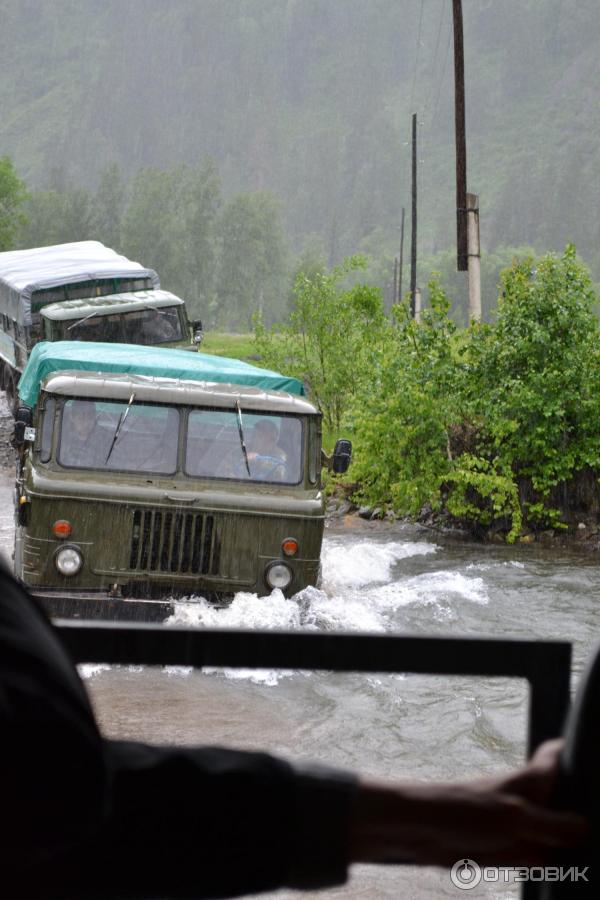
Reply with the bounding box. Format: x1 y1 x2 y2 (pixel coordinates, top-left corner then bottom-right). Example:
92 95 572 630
0 241 159 325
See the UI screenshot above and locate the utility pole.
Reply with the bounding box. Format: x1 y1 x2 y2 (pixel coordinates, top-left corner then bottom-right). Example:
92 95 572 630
410 113 417 317
414 287 422 324
392 257 398 306
398 206 405 303
452 0 468 272
466 192 481 321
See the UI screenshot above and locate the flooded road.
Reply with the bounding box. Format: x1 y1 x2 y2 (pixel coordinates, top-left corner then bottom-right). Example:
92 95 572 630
1 457 599 898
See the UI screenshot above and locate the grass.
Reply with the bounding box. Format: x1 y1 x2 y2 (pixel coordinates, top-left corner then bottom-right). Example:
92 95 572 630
200 332 260 362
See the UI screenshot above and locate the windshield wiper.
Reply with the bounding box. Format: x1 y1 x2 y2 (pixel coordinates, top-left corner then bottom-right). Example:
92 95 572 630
66 310 101 331
141 304 169 316
235 400 251 477
105 392 136 464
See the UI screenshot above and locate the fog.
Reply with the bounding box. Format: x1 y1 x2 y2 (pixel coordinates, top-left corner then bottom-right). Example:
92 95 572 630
1 0 598 316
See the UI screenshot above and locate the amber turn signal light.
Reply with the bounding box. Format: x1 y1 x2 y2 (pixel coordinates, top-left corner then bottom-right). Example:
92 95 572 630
282 538 298 557
52 520 72 539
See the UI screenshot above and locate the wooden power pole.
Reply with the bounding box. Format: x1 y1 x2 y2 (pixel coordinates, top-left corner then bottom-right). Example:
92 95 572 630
453 0 482 320
452 0 468 272
410 113 417 317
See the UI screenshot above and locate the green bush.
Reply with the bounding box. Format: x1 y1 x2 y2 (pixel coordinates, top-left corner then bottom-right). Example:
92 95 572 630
351 246 600 540
255 255 385 432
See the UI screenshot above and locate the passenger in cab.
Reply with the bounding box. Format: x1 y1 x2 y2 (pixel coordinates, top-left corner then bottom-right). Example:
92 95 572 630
59 400 107 468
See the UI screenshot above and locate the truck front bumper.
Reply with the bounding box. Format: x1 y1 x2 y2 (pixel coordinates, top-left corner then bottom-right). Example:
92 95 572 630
30 588 174 622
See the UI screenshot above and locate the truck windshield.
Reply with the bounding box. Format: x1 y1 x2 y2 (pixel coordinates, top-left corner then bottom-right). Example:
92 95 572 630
64 307 183 344
58 399 179 474
185 409 303 484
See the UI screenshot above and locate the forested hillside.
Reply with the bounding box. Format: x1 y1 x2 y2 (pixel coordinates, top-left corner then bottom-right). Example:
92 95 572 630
0 0 598 321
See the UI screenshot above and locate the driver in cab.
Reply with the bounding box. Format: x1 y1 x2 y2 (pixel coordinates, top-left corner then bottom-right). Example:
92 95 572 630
247 418 286 481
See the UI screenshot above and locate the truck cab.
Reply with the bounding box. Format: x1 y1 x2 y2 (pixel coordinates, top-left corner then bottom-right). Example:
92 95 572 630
40 290 201 352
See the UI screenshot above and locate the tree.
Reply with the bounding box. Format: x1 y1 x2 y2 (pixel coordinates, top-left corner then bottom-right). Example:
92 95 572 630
0 156 28 250
464 244 600 528
122 162 220 317
256 255 385 432
94 163 126 251
19 186 96 248
216 192 289 330
350 246 600 540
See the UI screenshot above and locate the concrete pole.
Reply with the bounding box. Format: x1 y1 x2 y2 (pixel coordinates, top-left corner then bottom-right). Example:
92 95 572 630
466 192 481 322
414 287 422 324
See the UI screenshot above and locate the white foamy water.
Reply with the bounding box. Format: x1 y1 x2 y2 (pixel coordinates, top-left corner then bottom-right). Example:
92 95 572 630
78 663 111 679
466 560 526 572
321 539 437 591
78 535 494 685
149 537 496 685
372 569 490 608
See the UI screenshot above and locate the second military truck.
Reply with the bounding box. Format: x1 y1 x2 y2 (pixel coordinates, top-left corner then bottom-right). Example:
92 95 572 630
0 241 202 407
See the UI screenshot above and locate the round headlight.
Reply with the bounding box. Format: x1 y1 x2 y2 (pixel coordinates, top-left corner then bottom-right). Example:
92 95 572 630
55 546 83 577
265 561 292 591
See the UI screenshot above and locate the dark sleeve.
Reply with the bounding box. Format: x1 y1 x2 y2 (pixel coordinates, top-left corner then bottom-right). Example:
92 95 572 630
51 741 356 899
0 568 357 899
0 569 108 874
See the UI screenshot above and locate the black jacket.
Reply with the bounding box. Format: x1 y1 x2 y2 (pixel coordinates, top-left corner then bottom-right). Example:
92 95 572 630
0 570 356 898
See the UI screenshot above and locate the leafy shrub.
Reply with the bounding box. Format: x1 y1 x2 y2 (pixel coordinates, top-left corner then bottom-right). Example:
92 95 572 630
255 255 385 432
352 246 600 539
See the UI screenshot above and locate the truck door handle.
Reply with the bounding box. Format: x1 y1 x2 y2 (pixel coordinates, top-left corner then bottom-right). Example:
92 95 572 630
164 493 197 503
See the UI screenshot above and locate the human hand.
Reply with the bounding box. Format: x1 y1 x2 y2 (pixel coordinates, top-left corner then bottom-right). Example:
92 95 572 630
349 740 588 867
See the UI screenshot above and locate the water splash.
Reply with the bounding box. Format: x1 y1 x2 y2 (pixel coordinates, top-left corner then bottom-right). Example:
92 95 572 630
321 539 437 591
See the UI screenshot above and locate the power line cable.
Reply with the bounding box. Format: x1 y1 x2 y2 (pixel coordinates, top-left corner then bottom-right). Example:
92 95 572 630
424 0 447 118
429 13 452 131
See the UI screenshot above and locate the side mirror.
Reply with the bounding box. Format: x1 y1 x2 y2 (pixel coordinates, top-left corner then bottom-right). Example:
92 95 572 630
14 407 34 447
192 320 203 345
332 439 352 474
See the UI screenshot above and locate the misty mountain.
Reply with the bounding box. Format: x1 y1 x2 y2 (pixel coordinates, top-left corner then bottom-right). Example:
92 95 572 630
0 0 598 274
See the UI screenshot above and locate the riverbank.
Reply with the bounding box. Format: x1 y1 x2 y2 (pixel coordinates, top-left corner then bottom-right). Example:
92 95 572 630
326 481 600 551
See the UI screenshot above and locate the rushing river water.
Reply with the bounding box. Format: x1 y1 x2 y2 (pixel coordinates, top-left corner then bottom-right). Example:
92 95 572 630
1 462 599 899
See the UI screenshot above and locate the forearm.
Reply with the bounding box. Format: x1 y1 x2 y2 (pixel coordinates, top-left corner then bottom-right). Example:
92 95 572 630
349 757 588 869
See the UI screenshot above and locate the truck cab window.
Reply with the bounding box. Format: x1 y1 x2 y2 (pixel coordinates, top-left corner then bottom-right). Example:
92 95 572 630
185 410 303 484
40 397 56 463
122 308 183 345
58 400 179 474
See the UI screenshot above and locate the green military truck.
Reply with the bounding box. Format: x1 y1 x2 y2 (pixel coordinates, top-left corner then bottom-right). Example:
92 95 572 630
0 241 202 407
13 341 351 620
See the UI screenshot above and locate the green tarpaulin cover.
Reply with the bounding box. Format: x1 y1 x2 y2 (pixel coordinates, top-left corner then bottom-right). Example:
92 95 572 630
18 341 305 407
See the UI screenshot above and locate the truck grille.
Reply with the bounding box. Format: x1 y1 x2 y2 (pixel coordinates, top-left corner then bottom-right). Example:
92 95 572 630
129 509 220 576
